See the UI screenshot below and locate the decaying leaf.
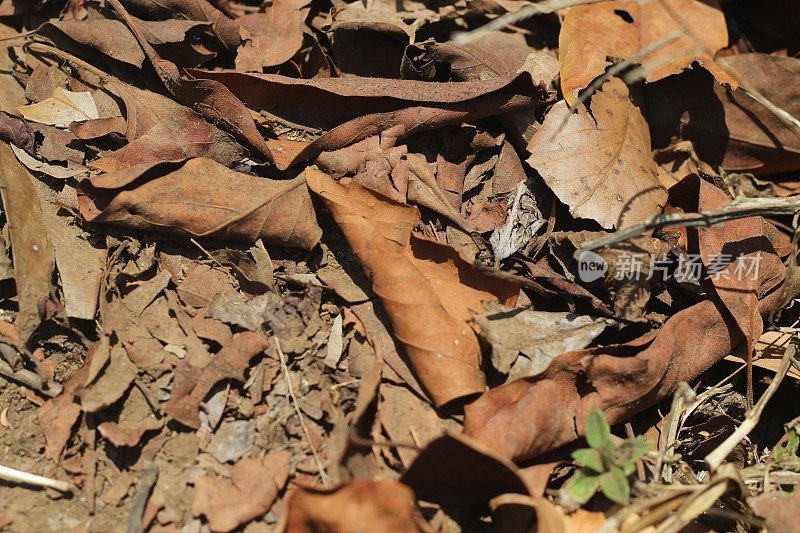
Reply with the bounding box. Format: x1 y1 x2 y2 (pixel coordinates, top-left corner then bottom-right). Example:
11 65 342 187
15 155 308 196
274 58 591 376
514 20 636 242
307 167 518 407
473 302 614 380
193 450 291 532
77 159 322 249
527 77 666 229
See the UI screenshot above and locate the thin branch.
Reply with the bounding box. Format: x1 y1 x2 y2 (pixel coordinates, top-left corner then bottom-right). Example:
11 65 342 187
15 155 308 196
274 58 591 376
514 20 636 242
578 195 800 253
452 0 603 43
274 337 330 487
706 344 797 471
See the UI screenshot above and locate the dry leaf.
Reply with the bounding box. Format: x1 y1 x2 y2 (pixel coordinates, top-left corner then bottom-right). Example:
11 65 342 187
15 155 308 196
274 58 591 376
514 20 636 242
193 450 291 532
0 143 56 341
284 480 427 533
77 159 322 249
527 77 666 229
17 87 99 128
559 0 734 105
307 167 518 407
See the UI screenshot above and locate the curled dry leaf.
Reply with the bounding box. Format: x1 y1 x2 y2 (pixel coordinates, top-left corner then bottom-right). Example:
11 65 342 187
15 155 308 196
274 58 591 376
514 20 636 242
463 176 791 461
77 159 322 249
193 450 291 532
306 167 518 407
527 77 666 229
284 480 428 533
559 0 735 105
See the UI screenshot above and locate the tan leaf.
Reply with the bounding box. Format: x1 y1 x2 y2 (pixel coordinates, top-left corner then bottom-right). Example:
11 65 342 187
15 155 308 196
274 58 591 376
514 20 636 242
527 77 666 229
192 451 291 532
306 167 518 407
17 87 99 128
559 0 735 105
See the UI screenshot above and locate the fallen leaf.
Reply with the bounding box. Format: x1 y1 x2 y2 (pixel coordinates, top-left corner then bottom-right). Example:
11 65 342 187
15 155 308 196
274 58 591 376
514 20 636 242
748 490 800 533
647 54 800 176
192 451 291 532
17 87 99 128
81 343 138 412
559 0 734 105
0 143 56 341
527 77 666 229
307 167 518 407
77 159 322 249
463 176 789 461
164 331 269 428
474 303 613 380
235 0 310 70
284 480 427 533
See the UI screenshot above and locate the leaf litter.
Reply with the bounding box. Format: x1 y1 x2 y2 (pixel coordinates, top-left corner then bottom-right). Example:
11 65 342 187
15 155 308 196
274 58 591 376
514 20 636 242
2 0 800 531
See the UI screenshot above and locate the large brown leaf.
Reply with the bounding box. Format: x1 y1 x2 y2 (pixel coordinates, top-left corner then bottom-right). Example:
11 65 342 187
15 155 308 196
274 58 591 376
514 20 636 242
76 159 322 249
559 0 734 105
235 0 310 71
463 176 791 461
527 77 666 229
306 167 518 407
284 480 427 533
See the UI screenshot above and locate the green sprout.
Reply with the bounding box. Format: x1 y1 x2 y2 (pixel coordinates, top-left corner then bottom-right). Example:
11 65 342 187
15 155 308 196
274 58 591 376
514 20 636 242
563 407 650 506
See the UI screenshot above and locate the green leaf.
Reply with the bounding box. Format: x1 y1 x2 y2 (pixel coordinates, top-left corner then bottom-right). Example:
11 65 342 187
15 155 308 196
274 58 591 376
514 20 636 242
565 469 601 505
572 448 605 473
599 467 630 505
788 429 799 456
585 407 611 448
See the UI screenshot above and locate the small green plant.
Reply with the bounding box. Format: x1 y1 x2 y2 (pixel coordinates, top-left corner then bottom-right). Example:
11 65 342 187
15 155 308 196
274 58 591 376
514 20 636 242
563 407 649 506
774 427 800 463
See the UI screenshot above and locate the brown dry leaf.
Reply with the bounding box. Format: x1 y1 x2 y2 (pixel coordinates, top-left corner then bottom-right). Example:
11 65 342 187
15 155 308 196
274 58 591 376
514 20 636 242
80 343 138 412
236 0 310 71
108 0 276 162
118 0 242 52
0 143 56 342
193 450 291 532
559 0 734 105
307 167 518 407
463 176 790 461
527 77 666 229
77 159 322 249
164 331 269 428
33 180 105 321
748 490 800 533
284 480 428 533
647 54 800 176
